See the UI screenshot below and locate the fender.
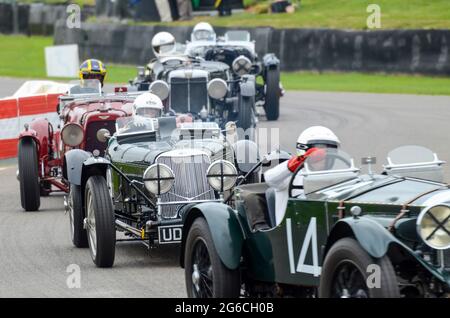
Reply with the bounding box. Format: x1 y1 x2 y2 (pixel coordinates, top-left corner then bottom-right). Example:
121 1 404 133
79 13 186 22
19 118 51 158
325 216 449 284
80 156 110 188
18 130 39 148
63 149 92 185
325 217 403 259
263 53 280 69
180 202 245 270
239 75 256 97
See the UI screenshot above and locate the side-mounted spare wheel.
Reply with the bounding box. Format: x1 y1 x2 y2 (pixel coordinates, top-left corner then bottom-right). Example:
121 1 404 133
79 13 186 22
185 217 240 298
68 184 88 248
85 175 116 268
319 238 400 298
18 139 40 211
264 68 280 121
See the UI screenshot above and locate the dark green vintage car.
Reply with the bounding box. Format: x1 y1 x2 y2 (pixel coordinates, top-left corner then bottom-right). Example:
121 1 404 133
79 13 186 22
64 116 264 268
180 146 450 298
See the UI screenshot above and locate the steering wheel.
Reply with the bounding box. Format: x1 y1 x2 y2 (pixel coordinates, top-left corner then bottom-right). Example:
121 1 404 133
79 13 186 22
288 152 352 197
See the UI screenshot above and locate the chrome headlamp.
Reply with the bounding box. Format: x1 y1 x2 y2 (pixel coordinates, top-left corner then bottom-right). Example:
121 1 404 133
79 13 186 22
143 163 175 195
417 204 450 250
61 123 84 147
232 55 252 76
206 160 238 192
207 78 228 100
149 80 170 101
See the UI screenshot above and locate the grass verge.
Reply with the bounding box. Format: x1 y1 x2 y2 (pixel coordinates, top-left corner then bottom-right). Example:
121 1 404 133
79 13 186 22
1 35 450 95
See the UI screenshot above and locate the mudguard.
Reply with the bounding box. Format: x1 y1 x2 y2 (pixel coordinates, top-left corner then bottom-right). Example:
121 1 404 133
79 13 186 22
326 216 450 284
63 149 92 185
263 53 280 69
181 202 245 270
19 118 51 158
239 75 256 97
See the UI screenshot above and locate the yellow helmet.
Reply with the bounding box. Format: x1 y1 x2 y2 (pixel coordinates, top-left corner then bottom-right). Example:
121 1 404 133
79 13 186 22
79 59 107 86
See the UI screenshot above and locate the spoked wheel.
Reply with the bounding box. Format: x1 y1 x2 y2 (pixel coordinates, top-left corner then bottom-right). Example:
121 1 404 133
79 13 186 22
319 238 400 298
185 218 240 298
330 261 370 298
85 176 115 268
68 184 88 248
18 139 40 211
191 238 214 298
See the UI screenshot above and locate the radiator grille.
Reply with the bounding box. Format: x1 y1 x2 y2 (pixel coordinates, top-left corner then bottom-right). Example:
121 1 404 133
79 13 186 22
444 250 450 270
156 153 215 219
85 120 116 156
170 77 208 115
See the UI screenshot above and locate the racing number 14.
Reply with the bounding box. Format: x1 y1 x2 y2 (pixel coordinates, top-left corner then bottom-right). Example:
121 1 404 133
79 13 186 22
286 218 322 277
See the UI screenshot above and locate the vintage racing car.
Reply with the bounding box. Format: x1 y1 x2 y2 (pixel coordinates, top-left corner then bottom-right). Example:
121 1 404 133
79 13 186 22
186 30 282 121
130 54 258 133
17 80 134 211
65 116 263 267
180 145 450 298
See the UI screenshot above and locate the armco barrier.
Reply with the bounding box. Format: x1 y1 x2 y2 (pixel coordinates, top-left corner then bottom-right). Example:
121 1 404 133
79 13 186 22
0 94 60 159
54 22 450 75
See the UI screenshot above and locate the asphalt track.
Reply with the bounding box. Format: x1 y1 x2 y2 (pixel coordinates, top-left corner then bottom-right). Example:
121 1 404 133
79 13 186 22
1 78 450 297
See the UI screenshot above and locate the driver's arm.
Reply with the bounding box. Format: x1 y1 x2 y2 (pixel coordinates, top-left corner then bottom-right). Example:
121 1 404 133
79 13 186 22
264 148 324 191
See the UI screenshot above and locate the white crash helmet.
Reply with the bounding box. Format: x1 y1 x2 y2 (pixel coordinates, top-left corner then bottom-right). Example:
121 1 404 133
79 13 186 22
191 22 216 42
296 126 340 156
152 32 176 57
133 92 164 118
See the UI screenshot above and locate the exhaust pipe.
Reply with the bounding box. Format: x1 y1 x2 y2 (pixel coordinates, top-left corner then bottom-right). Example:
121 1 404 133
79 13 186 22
16 170 20 181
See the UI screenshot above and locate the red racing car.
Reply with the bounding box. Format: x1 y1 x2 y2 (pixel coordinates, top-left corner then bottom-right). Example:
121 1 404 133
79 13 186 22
17 80 135 211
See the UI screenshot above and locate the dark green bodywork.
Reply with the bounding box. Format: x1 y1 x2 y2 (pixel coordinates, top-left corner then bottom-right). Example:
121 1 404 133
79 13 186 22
182 174 450 288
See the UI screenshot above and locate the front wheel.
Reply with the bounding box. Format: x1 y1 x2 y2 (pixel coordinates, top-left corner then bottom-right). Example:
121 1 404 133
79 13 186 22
68 184 88 248
264 68 280 121
237 95 255 132
85 175 116 267
185 218 240 298
18 139 40 211
319 238 400 298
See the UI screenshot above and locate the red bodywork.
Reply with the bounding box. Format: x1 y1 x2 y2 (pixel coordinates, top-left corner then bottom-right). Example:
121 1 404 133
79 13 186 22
18 94 134 194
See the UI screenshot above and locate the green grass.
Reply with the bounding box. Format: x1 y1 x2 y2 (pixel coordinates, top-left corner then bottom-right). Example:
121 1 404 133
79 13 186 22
0 35 135 83
150 0 450 30
1 35 450 95
281 72 450 95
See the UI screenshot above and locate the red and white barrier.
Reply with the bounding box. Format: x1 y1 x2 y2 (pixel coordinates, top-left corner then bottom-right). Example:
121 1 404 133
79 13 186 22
0 81 70 159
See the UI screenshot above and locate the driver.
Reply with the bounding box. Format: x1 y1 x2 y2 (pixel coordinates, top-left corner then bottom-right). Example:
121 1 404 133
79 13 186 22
143 32 178 82
118 93 164 134
133 92 164 119
79 59 107 87
264 126 341 226
191 22 216 42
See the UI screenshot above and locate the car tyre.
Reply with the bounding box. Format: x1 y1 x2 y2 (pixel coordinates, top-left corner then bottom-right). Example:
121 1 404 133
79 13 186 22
319 237 400 298
69 184 88 248
185 217 240 298
264 68 280 121
85 175 116 267
18 139 40 211
237 95 255 135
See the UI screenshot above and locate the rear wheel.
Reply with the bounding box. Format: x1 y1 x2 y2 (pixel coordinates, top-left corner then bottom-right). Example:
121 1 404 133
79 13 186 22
18 139 40 211
319 238 400 298
85 176 116 267
68 184 88 248
264 68 280 121
185 218 240 298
